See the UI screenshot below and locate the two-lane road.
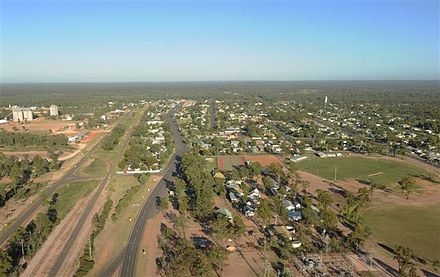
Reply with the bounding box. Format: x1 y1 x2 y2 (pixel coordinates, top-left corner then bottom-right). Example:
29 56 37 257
0 137 103 246
0 111 134 247
116 105 188 277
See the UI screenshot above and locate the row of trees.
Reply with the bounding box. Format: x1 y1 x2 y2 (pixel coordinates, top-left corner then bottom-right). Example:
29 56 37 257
76 198 113 276
101 125 125 151
0 194 59 275
180 152 215 220
0 131 68 149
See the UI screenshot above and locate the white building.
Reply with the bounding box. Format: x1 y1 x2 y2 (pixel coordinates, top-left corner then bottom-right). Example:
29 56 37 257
49 105 59 116
12 107 33 122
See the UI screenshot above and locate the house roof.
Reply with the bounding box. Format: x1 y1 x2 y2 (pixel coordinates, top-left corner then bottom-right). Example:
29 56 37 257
216 208 233 219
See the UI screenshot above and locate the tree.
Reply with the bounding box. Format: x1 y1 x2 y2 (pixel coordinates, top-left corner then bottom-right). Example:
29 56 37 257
175 178 188 214
267 163 284 180
136 173 149 185
317 189 333 209
118 159 127 170
394 245 417 276
0 249 12 276
433 259 440 271
207 245 228 273
159 197 169 212
32 155 49 177
248 161 262 177
328 237 341 253
49 156 61 171
399 176 416 199
256 198 271 225
346 223 371 251
320 208 337 230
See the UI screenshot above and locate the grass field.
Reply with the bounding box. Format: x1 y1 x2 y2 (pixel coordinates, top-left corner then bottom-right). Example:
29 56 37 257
364 203 440 261
54 179 99 219
77 158 107 177
297 156 430 186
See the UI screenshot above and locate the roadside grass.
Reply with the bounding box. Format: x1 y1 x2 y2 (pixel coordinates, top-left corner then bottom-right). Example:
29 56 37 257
54 179 99 219
297 156 431 187
77 158 107 177
364 202 440 261
92 109 144 170
90 175 159 275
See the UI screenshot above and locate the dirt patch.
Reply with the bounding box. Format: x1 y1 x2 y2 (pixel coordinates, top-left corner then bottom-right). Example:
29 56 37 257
242 154 284 167
217 154 283 170
1 120 80 134
22 180 108 277
81 131 102 143
2 150 75 160
136 211 165 276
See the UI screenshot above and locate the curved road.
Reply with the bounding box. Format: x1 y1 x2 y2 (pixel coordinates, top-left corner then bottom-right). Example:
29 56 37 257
0 134 105 246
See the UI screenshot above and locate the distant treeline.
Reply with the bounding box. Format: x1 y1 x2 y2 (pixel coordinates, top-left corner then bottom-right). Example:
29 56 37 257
101 125 125 151
0 131 68 149
2 80 439 106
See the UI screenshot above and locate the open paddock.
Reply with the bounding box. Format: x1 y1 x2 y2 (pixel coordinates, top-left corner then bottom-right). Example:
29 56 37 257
365 202 440 261
217 154 283 171
0 119 79 134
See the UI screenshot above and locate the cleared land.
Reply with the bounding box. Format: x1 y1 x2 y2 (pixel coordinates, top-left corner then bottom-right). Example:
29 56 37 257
364 202 440 261
297 156 431 187
217 154 283 170
1 119 79 134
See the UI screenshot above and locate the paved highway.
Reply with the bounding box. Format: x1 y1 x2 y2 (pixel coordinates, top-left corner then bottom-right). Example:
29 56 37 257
100 105 188 277
48 110 139 276
0 135 104 246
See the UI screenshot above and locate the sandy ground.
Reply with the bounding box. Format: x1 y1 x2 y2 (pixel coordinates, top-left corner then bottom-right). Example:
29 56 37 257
217 154 284 170
2 150 75 160
136 211 165 276
242 154 284 167
1 120 79 134
22 180 108 277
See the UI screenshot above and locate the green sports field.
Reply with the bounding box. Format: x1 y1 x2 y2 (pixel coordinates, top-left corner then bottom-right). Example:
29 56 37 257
364 203 440 261
297 156 430 186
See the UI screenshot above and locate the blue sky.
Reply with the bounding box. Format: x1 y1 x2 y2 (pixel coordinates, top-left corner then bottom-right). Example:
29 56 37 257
1 1 439 82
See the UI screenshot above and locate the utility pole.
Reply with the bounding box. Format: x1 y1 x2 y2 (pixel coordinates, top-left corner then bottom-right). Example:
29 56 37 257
334 166 337 181
89 236 93 260
21 239 25 260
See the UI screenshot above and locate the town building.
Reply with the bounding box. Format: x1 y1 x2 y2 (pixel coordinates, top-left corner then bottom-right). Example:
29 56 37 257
12 107 33 122
49 105 59 116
